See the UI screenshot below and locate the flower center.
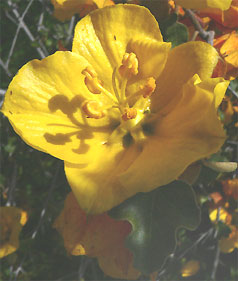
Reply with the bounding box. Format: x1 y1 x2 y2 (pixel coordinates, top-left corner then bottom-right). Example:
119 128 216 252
82 52 156 145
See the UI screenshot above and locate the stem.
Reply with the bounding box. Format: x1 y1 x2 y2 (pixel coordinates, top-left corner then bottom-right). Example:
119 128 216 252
185 9 215 45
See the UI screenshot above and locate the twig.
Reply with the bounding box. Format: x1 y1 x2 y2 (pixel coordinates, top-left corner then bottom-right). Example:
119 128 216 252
185 9 215 45
0 57 12 77
37 12 44 31
7 0 48 58
66 16 76 44
178 228 214 259
6 0 35 67
228 85 238 99
6 160 18 206
0 89 6 95
31 161 61 239
211 208 221 280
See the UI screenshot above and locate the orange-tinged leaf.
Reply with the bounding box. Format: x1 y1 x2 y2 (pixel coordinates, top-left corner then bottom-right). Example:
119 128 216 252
222 178 238 200
175 0 232 10
220 32 238 68
0 207 27 258
220 97 235 124
51 0 114 21
219 225 238 253
200 0 238 28
54 192 140 280
209 192 224 207
214 33 230 49
212 57 227 79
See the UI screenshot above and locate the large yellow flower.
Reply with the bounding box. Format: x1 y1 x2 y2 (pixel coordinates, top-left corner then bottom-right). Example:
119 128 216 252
1 4 229 214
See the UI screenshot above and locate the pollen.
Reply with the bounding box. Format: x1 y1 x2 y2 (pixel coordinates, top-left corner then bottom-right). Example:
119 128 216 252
82 100 105 119
119 52 138 77
82 66 103 94
141 77 156 98
122 108 137 121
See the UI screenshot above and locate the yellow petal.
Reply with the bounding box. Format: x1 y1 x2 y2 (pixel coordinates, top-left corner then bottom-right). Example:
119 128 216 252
120 76 228 192
175 0 232 10
151 42 219 113
1 51 115 163
128 39 171 79
72 4 163 89
64 142 142 214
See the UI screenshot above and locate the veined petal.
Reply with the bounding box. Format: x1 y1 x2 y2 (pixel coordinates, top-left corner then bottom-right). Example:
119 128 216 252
72 4 163 89
128 40 171 79
1 51 114 163
120 76 228 192
151 42 219 113
65 142 142 214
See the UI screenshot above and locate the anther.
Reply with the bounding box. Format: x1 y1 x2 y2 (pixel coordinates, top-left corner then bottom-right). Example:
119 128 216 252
82 66 103 94
82 100 105 119
140 77 156 98
122 108 137 121
119 53 138 77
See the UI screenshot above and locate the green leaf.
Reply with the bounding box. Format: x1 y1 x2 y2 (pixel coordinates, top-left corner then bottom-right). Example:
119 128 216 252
164 22 189 48
109 181 200 275
195 165 219 185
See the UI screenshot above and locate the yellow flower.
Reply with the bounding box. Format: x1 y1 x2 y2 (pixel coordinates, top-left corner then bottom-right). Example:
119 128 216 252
181 260 200 277
0 207 27 258
51 0 114 21
209 207 232 224
1 4 229 214
175 0 232 10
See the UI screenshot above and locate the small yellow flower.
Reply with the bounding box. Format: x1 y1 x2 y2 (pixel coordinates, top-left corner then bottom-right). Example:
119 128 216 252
209 207 232 224
0 207 27 258
175 0 232 10
1 4 229 214
181 260 200 277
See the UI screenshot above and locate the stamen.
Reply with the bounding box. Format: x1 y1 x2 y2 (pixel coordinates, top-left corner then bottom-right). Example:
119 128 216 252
119 53 138 77
82 100 105 119
125 77 156 104
82 66 118 104
82 66 103 94
140 77 156 98
122 108 137 121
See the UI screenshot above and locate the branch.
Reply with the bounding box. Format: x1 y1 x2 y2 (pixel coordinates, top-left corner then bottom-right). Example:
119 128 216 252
185 9 215 45
31 162 61 239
